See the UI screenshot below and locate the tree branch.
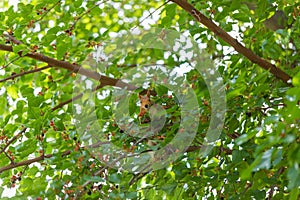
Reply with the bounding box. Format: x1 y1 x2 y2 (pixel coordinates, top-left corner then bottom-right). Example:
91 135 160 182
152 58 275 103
1 55 23 69
0 140 117 174
35 0 61 24
169 0 292 84
2 150 14 164
0 127 27 154
3 33 23 45
0 65 51 83
69 1 107 32
0 43 138 90
0 150 71 174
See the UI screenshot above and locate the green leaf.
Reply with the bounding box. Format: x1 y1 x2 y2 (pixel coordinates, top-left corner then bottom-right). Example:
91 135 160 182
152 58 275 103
155 85 168 96
232 150 249 163
287 164 300 189
252 190 266 199
232 13 250 22
0 0 299 198
27 106 40 119
256 0 269 17
228 117 239 133
254 149 273 170
56 36 70 60
74 0 83 8
125 191 138 199
0 186 4 198
15 140 36 158
226 85 246 99
235 129 257 145
21 87 34 98
83 175 105 183
27 166 39 176
161 183 177 195
240 154 262 179
0 97 7 115
292 71 300 87
108 173 121 183
289 187 299 200
165 4 176 19
230 0 242 10
7 85 18 99
12 44 28 55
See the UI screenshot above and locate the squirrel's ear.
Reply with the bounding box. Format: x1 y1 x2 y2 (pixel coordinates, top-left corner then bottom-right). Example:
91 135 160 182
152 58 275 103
146 90 150 97
138 94 142 99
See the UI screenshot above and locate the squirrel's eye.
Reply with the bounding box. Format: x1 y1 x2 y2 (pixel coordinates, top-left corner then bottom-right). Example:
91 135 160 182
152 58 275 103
144 104 149 109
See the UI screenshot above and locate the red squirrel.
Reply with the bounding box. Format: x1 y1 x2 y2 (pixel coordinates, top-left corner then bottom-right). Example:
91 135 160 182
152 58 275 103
138 90 151 117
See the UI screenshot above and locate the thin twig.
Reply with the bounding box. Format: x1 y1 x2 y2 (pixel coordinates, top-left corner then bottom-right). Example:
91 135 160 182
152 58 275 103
129 170 151 186
69 0 108 31
241 182 252 196
2 150 14 164
1 56 23 69
3 34 23 45
0 127 27 154
268 185 274 200
0 65 51 83
131 1 169 32
35 0 61 24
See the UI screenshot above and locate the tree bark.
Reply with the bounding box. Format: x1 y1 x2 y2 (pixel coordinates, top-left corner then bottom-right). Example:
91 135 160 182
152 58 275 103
169 0 292 84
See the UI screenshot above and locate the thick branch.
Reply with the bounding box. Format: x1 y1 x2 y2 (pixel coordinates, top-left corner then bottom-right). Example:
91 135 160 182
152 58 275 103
0 44 137 90
170 0 292 84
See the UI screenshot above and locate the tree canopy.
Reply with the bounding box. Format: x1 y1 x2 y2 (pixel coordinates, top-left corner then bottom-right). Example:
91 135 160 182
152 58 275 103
0 0 299 199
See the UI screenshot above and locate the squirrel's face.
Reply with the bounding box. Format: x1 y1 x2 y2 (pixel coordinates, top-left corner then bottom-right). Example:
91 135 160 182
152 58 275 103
138 90 151 117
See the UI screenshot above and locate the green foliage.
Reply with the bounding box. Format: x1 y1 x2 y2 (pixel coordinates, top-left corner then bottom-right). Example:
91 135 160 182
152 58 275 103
0 0 299 199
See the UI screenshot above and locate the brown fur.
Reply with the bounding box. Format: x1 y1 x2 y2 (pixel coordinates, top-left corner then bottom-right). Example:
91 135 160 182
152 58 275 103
138 90 151 117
